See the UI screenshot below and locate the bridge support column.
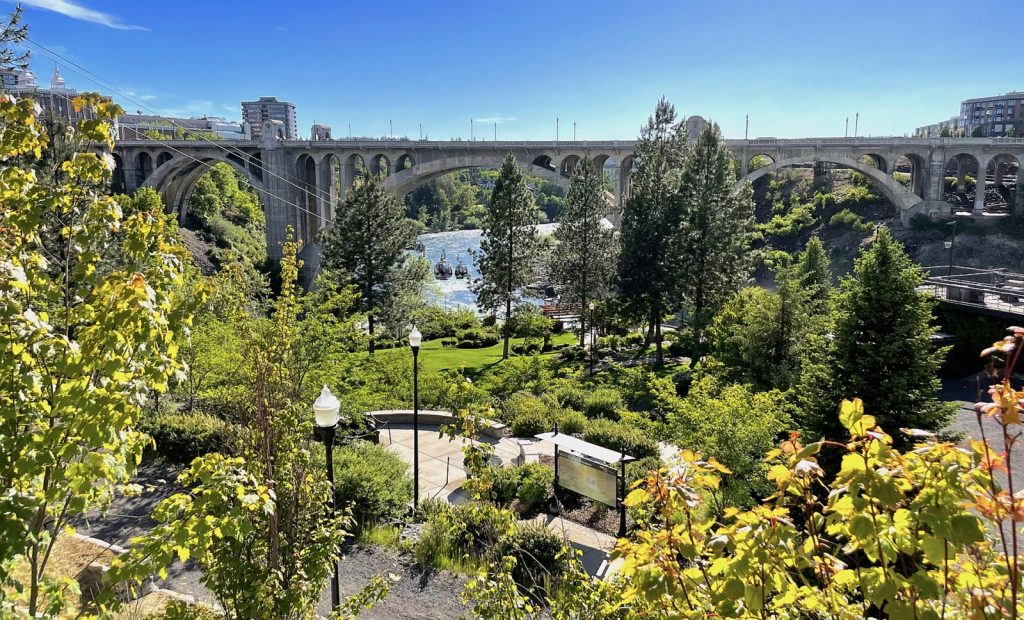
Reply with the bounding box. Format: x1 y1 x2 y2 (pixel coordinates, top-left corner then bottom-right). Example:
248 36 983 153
923 150 946 202
974 155 990 214
260 148 298 261
812 161 829 186
1016 175 1024 215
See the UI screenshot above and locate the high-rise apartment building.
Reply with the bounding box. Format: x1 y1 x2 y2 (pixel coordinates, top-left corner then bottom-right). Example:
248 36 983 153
959 92 1024 137
241 96 297 139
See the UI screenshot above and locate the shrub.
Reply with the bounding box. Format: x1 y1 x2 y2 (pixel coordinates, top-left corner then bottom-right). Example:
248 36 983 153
583 418 660 460
558 345 586 362
416 501 514 567
511 341 541 355
495 522 570 590
333 440 412 527
622 332 645 348
582 388 623 419
140 411 232 463
554 384 587 412
557 409 587 435
456 327 500 348
415 497 450 523
509 409 550 438
829 208 872 232
626 455 664 488
516 463 554 508
490 466 523 504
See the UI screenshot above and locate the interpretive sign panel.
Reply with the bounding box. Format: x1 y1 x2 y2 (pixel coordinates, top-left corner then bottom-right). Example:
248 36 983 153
557 451 617 507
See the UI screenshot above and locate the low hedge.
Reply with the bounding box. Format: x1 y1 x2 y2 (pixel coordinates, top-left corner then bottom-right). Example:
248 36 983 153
140 410 232 463
582 388 623 419
582 418 660 460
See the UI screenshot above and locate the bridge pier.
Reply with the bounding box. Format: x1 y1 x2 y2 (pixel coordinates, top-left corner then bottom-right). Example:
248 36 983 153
974 154 991 214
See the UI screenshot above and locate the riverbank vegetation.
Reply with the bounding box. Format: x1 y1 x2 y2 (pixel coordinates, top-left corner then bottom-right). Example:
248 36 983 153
2 15 1023 615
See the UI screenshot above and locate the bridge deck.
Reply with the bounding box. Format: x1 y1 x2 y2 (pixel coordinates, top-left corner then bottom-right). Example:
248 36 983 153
921 266 1024 321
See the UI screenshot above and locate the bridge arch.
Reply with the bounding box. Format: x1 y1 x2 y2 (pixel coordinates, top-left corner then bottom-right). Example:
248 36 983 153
559 154 581 177
395 153 415 172
156 151 173 169
532 155 555 172
891 153 927 196
737 154 920 211
384 154 572 199
369 153 391 177
135 152 154 186
319 153 341 222
144 152 264 224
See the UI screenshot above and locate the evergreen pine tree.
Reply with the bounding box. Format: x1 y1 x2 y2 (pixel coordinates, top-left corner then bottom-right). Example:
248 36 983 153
472 154 539 359
616 98 688 365
800 227 951 447
793 235 833 316
319 175 415 353
551 157 616 345
674 123 756 345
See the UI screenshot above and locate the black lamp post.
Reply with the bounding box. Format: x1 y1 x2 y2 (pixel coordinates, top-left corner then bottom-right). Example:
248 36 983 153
588 301 596 376
409 326 422 511
313 385 341 610
946 219 958 277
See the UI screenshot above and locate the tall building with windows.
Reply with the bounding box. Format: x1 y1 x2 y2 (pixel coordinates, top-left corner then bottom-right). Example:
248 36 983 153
241 96 297 139
959 92 1024 137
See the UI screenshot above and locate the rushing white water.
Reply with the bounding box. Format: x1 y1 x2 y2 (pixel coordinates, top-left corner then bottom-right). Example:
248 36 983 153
417 223 559 310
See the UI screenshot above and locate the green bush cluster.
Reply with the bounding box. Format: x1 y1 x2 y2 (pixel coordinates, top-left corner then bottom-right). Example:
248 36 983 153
415 502 515 569
417 306 479 340
332 440 412 527
456 327 501 349
556 409 587 435
581 388 623 419
415 502 570 589
503 392 559 437
829 208 873 232
582 418 660 459
140 411 233 463
494 522 569 590
489 463 554 508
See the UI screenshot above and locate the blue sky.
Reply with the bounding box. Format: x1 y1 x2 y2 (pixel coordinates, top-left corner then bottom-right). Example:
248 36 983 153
11 0 1020 139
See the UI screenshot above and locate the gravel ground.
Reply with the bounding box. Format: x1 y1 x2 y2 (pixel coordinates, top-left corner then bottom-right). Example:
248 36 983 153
73 462 469 618
320 547 469 619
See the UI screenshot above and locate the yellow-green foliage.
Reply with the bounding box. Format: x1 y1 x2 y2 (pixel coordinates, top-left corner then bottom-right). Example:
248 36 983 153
0 92 193 617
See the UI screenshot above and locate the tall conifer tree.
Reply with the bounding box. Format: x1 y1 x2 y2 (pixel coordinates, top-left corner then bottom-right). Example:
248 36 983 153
319 175 415 353
799 227 951 447
472 154 539 359
616 98 688 365
673 123 755 344
552 157 616 345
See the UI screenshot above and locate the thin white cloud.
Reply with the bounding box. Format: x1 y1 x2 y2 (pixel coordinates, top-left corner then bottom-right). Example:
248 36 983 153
18 0 147 30
475 114 517 125
123 89 157 101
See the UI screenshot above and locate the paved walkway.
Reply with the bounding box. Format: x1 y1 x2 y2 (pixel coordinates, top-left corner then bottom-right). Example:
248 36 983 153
377 423 521 503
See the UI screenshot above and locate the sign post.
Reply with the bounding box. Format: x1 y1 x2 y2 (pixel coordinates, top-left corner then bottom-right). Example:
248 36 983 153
535 430 635 538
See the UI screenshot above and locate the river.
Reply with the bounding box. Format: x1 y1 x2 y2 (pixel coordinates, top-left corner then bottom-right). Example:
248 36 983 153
417 223 559 310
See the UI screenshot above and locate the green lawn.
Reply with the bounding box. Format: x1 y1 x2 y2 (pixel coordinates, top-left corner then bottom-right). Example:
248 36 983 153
406 332 578 376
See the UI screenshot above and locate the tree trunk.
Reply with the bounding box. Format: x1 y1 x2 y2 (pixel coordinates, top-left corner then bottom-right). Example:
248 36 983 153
654 307 664 367
368 314 375 354
503 296 511 359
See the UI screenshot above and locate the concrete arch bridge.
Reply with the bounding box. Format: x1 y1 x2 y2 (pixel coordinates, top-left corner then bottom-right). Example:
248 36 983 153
112 132 1024 261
